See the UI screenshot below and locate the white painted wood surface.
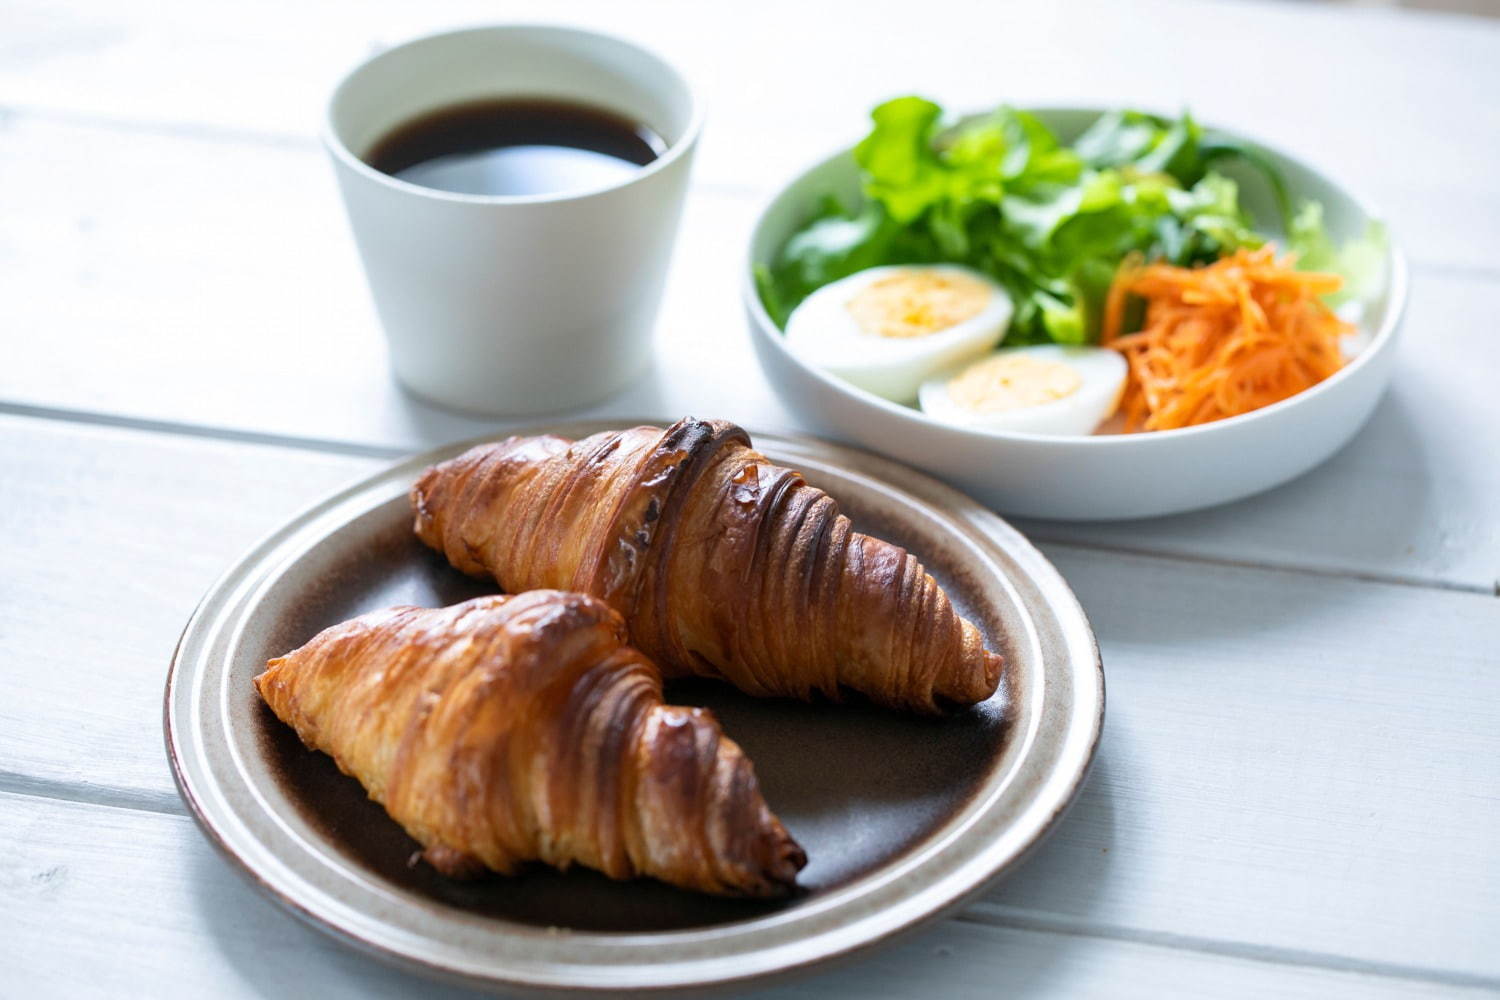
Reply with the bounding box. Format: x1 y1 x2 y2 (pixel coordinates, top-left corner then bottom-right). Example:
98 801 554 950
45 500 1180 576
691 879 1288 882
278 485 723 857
3 416 1498 992
2 0 1498 996
3 113 1496 592
5 0 1498 272
6 793 1489 1000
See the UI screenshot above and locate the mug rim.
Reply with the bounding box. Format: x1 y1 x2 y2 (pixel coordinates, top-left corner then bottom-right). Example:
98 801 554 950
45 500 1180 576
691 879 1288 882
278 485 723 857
321 23 704 207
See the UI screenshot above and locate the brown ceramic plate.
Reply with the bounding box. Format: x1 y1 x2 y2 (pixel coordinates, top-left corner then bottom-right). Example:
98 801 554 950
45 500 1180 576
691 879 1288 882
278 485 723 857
165 421 1103 996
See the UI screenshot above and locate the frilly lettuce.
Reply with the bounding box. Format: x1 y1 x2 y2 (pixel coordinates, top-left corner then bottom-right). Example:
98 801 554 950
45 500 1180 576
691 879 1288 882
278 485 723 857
1288 202 1388 306
756 97 1379 344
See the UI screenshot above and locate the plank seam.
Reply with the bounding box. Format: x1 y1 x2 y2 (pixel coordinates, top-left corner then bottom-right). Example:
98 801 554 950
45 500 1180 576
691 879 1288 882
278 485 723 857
4 401 1495 597
0 104 317 151
0 401 411 460
5 774 1492 989
0 104 766 201
958 903 1500 992
0 105 1493 263
0 772 185 818
1028 535 1497 598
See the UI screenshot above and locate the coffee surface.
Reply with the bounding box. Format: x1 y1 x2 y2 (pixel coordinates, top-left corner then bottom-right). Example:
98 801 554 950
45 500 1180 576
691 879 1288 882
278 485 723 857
364 97 665 197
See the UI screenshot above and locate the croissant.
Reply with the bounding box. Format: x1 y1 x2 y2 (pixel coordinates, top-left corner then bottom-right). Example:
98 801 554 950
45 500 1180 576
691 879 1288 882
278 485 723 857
254 590 805 897
411 418 1002 713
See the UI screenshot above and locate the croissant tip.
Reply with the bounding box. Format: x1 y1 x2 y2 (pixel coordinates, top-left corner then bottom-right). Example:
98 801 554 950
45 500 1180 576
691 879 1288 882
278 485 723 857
979 649 1005 697
408 468 438 535
422 843 488 879
735 849 806 899
253 660 283 697
779 841 809 881
930 632 1006 711
746 819 807 897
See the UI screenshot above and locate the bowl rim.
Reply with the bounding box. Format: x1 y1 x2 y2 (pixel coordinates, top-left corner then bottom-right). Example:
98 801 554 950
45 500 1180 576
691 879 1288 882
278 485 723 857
741 104 1410 448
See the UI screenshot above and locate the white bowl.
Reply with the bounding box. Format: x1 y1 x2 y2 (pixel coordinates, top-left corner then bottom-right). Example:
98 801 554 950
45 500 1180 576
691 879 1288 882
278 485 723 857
742 108 1407 520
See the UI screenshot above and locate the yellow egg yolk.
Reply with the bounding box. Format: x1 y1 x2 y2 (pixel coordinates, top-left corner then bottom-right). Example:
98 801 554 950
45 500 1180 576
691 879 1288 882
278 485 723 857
845 270 990 339
948 355 1082 413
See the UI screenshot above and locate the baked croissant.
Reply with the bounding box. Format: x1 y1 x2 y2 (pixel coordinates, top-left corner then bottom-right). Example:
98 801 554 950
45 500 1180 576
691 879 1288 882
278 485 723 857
255 590 805 897
411 418 1002 713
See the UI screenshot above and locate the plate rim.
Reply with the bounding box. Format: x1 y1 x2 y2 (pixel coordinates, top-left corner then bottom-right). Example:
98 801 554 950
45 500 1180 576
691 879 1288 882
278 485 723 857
164 419 1104 996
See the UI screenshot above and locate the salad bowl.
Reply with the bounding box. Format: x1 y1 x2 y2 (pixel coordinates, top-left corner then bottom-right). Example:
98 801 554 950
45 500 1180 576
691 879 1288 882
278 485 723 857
742 108 1407 521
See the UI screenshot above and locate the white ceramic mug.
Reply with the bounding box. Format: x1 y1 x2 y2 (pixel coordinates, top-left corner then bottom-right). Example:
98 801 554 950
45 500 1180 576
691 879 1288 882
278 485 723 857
324 25 701 416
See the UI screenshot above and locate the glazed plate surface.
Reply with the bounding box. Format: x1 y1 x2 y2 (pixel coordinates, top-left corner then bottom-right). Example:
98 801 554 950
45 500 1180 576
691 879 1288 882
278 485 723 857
165 421 1103 995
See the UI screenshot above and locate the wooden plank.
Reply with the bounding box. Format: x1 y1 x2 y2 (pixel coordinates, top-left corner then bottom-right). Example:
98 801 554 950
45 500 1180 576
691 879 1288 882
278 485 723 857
0 416 379 803
1 415 1497 978
0 116 1496 590
3 0 1498 271
0 115 796 447
1 792 1487 999
981 544 1500 980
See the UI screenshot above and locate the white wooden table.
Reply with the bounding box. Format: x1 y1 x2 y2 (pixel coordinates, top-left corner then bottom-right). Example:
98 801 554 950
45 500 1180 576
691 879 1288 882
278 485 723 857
3 0 1498 995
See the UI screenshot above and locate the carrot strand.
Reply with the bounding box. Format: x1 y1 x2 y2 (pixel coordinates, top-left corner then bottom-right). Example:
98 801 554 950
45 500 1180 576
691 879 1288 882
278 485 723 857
1100 247 1352 432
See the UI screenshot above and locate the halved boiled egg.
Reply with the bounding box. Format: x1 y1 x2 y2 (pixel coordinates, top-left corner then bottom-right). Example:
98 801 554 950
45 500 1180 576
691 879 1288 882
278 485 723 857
784 265 1012 403
918 345 1127 435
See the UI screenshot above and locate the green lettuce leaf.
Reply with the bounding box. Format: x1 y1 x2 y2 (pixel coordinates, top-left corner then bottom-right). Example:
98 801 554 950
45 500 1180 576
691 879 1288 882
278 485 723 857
854 97 950 224
756 97 1373 345
1288 201 1389 306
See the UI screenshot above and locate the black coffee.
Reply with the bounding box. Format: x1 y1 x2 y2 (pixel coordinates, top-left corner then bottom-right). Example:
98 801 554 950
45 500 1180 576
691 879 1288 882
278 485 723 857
363 97 666 197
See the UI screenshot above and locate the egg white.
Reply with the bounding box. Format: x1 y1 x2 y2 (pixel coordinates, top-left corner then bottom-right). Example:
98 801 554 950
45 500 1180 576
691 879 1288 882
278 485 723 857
784 265 1012 403
918 345 1128 436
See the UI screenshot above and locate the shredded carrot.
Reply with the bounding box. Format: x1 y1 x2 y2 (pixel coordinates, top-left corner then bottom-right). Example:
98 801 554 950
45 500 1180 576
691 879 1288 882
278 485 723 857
1100 246 1351 432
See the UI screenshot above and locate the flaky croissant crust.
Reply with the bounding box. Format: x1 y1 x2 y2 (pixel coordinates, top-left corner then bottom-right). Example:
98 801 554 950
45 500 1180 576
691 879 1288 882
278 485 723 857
255 591 804 897
412 418 1002 713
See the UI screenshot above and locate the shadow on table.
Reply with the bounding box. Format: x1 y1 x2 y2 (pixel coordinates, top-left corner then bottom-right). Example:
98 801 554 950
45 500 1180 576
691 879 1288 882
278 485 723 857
384 351 682 451
188 740 1116 999
758 752 1120 998
1026 391 1433 645
379 376 506 451
975 746 1118 921
189 845 485 1000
